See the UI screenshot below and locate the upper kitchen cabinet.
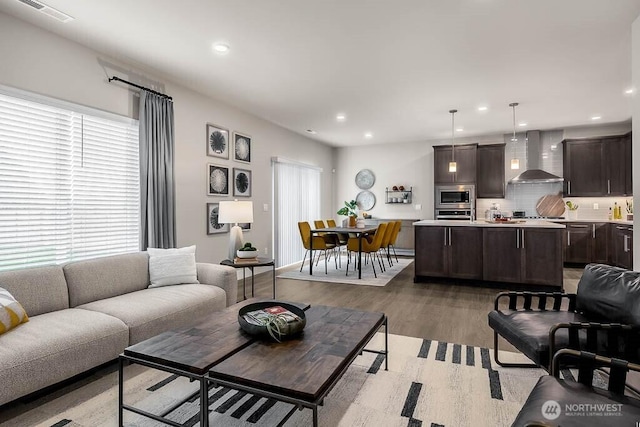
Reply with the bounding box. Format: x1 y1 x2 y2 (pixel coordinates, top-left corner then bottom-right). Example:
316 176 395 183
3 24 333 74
477 144 505 198
624 132 633 195
562 133 633 197
433 144 477 184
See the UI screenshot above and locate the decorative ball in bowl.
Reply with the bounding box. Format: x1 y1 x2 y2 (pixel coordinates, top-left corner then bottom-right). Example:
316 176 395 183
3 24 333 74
236 242 258 258
238 301 306 342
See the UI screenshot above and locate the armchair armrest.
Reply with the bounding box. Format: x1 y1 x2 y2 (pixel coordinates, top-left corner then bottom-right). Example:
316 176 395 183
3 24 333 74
551 349 640 394
196 263 238 307
549 322 640 369
494 291 577 312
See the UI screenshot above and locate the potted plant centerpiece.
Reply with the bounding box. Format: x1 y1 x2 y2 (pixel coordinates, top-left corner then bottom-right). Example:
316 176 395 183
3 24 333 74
236 242 258 259
337 200 358 227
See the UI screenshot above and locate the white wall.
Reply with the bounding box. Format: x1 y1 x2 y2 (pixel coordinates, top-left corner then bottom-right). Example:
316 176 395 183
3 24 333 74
0 12 335 264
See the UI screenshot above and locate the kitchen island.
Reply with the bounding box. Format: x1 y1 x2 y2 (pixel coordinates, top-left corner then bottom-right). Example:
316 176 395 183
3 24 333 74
414 220 565 289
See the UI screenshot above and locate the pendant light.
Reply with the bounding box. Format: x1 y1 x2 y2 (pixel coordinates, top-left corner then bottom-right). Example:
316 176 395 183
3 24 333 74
509 102 520 170
449 109 458 173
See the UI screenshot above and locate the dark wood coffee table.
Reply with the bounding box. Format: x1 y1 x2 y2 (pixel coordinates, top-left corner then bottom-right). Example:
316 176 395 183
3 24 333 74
118 301 387 427
207 305 387 426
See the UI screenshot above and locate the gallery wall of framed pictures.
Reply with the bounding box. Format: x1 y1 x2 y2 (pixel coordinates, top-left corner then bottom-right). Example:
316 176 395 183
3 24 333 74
206 123 253 235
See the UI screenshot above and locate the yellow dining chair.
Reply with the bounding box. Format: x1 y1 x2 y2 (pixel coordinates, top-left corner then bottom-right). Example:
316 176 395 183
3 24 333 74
298 221 337 273
387 221 402 262
346 222 388 278
378 221 396 269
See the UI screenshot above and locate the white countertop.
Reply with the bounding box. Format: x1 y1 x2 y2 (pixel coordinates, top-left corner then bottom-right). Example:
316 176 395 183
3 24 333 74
551 219 634 226
413 219 566 229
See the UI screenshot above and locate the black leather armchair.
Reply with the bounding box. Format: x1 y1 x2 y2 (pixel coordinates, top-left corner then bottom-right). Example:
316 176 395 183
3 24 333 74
488 263 640 371
512 349 640 427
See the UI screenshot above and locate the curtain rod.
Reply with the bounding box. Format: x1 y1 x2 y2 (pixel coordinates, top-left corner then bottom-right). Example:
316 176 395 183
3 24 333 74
108 76 173 101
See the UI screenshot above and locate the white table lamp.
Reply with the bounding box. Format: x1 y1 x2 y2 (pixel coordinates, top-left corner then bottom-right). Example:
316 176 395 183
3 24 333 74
218 200 254 260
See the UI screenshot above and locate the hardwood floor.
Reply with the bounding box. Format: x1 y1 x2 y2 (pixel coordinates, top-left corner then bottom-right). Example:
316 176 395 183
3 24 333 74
245 258 583 350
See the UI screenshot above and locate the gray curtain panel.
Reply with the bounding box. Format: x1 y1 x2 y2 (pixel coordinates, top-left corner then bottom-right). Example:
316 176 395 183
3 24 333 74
139 91 176 250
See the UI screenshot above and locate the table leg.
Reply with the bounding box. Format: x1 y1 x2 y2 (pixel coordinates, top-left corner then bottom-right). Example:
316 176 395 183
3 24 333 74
358 233 363 279
309 229 313 275
118 357 124 427
200 377 209 427
384 316 389 371
313 405 319 427
243 268 247 300
272 264 276 298
250 266 255 298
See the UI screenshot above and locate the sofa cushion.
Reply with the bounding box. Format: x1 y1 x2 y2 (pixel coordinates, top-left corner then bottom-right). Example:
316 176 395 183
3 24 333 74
77 283 226 344
147 246 199 288
64 252 150 307
488 309 589 367
0 265 69 316
577 263 640 325
0 288 28 335
0 308 128 406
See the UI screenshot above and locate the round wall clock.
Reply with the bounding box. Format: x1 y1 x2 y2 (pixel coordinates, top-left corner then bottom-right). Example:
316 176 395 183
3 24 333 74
355 169 375 189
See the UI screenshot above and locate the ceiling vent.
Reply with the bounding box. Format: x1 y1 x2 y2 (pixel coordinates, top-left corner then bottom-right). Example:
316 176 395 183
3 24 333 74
16 0 74 23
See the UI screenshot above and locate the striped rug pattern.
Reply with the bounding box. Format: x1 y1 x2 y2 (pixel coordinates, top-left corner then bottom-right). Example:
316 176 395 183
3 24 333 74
8 333 545 427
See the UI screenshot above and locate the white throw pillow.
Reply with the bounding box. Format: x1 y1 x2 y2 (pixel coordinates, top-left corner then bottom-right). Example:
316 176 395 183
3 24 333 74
147 245 199 288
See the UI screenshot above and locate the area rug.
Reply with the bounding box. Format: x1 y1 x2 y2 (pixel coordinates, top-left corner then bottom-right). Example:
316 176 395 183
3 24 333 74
2 334 545 427
278 256 413 286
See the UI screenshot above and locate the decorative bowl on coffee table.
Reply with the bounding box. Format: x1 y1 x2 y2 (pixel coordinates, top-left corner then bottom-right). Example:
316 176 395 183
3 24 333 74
238 301 306 341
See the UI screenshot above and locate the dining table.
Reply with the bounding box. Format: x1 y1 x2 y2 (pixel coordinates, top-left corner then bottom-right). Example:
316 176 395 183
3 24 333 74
308 225 379 279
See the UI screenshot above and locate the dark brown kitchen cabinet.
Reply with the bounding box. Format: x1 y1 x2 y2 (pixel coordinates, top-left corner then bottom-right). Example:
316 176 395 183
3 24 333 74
414 226 482 279
592 223 609 263
433 144 477 184
560 221 609 265
624 132 633 195
483 227 563 287
564 223 592 263
563 139 606 196
563 133 632 197
611 224 633 269
477 144 505 198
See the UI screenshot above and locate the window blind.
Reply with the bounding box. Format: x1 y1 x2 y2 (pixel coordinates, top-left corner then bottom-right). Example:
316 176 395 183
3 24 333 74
0 92 140 271
273 159 321 268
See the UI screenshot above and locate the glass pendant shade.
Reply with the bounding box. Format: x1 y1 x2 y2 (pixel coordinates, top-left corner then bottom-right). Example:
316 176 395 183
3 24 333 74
449 161 457 173
510 158 520 170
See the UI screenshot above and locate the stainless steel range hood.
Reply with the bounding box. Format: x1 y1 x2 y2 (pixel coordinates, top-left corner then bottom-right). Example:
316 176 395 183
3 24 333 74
508 130 563 184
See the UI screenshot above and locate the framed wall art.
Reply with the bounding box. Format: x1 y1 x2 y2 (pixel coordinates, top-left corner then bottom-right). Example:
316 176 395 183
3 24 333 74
207 123 229 159
233 132 251 163
239 222 251 231
206 203 229 235
233 167 252 197
207 164 229 196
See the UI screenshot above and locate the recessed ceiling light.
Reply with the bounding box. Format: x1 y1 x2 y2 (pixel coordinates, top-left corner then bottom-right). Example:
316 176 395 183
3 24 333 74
306 129 317 134
213 43 230 54
591 116 602 120
456 128 464 132
364 132 373 139
477 106 488 111
625 88 635 95
336 114 346 122
518 122 527 127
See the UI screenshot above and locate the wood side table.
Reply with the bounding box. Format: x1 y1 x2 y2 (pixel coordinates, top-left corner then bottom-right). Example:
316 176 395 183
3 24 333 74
220 257 276 300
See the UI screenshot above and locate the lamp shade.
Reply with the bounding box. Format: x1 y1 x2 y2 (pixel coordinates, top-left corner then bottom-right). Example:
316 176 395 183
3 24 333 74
218 200 253 224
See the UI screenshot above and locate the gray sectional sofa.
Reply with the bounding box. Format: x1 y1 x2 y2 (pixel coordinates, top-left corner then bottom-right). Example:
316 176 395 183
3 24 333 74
0 252 237 407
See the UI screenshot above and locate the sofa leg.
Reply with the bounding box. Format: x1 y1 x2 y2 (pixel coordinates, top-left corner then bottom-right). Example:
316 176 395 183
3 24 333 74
493 331 539 369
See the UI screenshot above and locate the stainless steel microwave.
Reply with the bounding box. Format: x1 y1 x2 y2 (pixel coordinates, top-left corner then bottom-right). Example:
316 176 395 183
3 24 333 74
435 185 475 210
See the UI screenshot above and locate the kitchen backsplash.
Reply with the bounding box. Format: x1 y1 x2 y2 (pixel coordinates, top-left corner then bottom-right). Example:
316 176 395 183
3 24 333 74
477 183 632 220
